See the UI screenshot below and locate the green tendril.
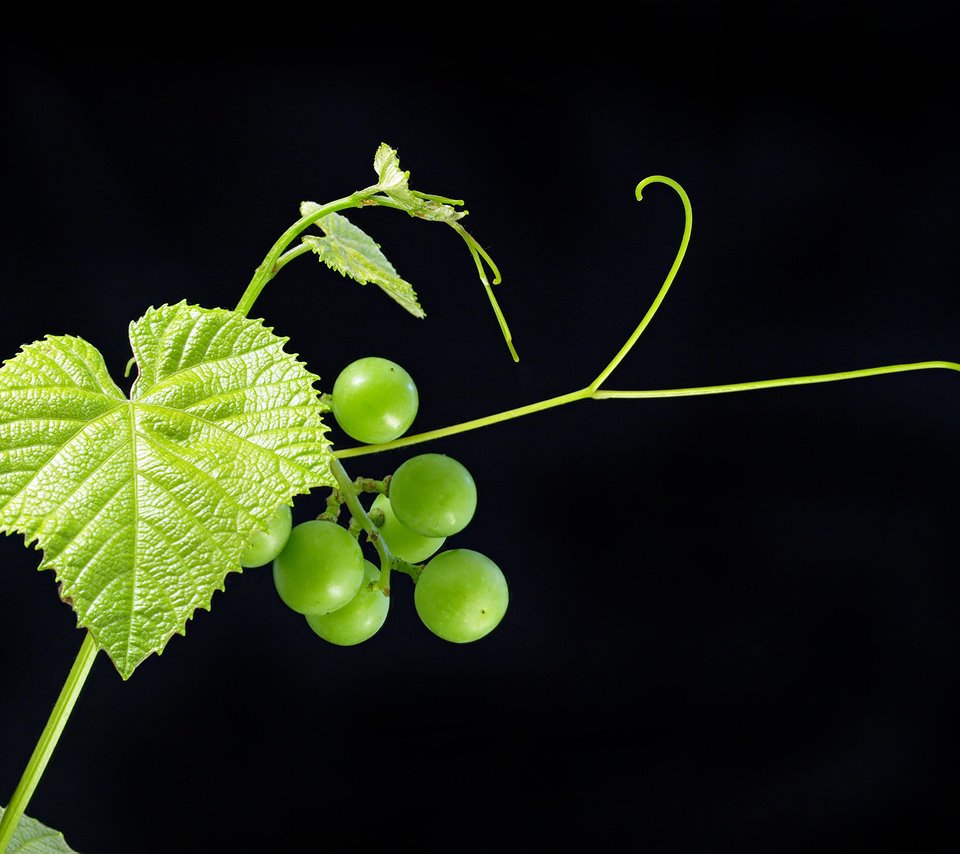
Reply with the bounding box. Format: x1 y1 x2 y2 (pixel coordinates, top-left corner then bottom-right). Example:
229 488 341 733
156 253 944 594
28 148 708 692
334 174 958 459
451 221 517 362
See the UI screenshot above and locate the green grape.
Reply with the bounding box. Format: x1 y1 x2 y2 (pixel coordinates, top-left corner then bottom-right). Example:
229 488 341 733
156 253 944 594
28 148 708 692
272 519 364 615
388 453 477 538
414 548 509 643
370 492 445 563
331 356 419 444
306 560 390 646
239 503 293 568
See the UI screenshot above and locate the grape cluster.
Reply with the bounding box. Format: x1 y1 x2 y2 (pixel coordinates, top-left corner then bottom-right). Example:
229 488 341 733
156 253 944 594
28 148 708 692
239 356 509 646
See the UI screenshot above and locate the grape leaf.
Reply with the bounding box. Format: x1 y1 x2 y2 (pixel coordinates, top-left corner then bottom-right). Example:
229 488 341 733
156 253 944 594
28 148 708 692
0 302 335 679
0 805 78 853
299 204 425 318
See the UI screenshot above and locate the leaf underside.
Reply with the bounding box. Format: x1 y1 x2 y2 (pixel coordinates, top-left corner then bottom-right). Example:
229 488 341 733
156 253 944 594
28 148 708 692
0 805 79 853
0 302 335 678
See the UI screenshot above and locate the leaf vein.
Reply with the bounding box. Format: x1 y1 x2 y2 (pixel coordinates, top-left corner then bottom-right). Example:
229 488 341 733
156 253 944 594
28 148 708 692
137 402 329 484
73 521 135 607
181 377 313 413
141 339 282 399
170 311 207 376
0 404 127 513
136 467 238 559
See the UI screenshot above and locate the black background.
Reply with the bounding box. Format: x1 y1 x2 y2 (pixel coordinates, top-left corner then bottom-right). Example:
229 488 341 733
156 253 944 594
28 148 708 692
3 6 959 853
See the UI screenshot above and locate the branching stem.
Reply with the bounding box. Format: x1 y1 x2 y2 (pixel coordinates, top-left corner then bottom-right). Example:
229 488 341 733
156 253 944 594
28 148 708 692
234 194 364 317
333 176 959 458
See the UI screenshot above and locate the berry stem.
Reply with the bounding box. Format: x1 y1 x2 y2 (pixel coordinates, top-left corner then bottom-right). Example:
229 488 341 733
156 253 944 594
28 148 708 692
390 556 424 584
0 632 98 851
329 458 395 595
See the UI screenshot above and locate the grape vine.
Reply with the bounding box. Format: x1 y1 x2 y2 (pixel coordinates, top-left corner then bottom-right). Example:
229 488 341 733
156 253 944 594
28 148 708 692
0 143 955 852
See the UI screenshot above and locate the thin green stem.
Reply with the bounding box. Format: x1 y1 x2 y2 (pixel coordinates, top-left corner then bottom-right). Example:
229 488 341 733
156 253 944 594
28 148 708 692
333 388 591 458
0 632 98 852
333 361 960 458
588 175 693 391
329 458 395 593
411 190 465 206
591 361 960 398
234 194 365 317
274 242 313 272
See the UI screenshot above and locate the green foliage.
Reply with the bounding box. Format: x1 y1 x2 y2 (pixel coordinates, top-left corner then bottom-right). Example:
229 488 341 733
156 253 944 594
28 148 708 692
4 141 954 853
0 805 78 853
369 143 467 223
0 301 335 679
296 142 480 319
300 207 425 318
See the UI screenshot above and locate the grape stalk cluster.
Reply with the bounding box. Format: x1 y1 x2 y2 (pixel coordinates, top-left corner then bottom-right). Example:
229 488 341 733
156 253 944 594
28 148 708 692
239 356 509 646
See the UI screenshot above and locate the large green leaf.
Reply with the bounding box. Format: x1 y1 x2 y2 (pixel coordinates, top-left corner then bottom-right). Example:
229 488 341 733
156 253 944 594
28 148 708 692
0 805 78 852
0 302 335 678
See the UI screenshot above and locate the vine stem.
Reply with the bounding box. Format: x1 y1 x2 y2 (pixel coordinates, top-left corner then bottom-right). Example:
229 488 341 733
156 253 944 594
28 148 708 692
330 176 692 459
0 632 98 852
234 187 517 361
334 389 589 458
234 194 363 317
332 361 960 458
591 361 960 398
333 175 959 458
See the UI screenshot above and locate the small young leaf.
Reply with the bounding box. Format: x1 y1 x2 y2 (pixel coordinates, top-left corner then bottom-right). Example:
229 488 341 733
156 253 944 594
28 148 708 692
371 143 466 224
299 204 425 318
372 142 410 193
0 805 79 853
0 302 335 678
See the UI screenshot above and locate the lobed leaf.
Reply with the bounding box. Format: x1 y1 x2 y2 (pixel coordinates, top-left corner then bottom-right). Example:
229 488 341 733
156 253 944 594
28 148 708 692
0 805 79 853
0 302 335 678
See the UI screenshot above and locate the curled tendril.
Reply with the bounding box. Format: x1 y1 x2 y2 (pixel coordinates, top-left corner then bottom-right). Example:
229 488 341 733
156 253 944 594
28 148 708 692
587 176 693 391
